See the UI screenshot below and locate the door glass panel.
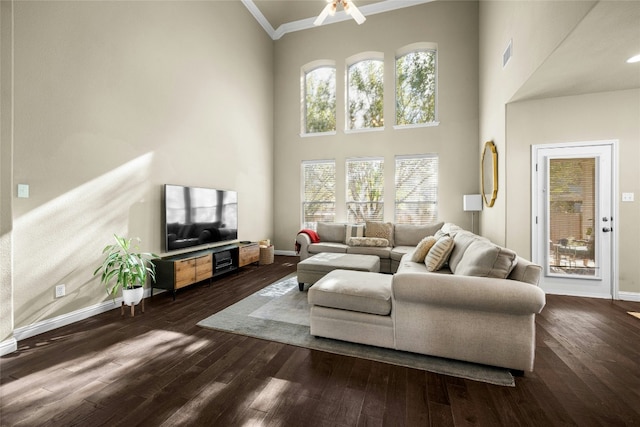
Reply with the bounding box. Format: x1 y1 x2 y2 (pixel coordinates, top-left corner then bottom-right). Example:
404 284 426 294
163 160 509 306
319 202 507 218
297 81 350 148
548 158 597 277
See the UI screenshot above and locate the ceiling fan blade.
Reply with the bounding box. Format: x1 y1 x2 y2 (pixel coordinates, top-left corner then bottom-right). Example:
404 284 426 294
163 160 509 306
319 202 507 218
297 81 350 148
314 3 334 26
348 2 366 25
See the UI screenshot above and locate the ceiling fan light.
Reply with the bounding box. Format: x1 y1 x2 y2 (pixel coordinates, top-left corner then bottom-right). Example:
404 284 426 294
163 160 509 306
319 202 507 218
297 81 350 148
343 0 351 15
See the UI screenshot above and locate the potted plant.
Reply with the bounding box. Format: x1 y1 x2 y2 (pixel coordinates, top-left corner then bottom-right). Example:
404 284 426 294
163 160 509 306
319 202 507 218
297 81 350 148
94 234 157 307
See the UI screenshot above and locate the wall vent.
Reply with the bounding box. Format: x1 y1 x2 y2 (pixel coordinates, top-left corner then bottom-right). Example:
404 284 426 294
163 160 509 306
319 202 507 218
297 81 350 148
503 39 513 68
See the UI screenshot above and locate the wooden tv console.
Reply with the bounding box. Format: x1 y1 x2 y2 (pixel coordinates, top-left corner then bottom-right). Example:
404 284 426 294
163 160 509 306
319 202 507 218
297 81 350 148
153 242 259 300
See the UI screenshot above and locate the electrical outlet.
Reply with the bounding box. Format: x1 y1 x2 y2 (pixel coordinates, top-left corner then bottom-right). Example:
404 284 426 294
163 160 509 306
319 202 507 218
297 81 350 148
55 284 65 298
622 192 634 202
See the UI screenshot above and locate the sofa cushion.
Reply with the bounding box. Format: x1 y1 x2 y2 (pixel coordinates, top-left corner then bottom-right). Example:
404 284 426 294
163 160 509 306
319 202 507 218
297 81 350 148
390 246 413 261
317 222 346 243
394 222 444 246
347 237 389 247
411 236 438 262
308 242 348 254
508 256 542 285
454 239 518 279
308 270 393 316
347 245 391 258
449 230 488 273
365 221 395 247
345 224 365 243
424 236 455 271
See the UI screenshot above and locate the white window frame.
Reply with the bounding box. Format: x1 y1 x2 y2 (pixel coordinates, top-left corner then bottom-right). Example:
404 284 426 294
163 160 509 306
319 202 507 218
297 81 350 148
394 154 439 225
301 160 336 230
394 42 439 130
345 52 385 133
301 60 337 137
345 157 385 223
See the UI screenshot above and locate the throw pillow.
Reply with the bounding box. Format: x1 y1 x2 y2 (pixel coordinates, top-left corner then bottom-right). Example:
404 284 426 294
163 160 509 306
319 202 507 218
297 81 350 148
347 237 390 247
317 222 346 243
345 224 365 244
454 240 519 279
424 236 455 272
410 236 437 262
365 221 394 246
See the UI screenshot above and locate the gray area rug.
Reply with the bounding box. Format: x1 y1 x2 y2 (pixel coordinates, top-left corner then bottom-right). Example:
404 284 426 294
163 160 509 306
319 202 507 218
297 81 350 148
198 273 515 387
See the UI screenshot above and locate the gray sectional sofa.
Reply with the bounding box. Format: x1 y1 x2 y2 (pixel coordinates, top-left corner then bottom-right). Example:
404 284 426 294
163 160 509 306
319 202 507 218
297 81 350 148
302 222 547 372
296 221 445 273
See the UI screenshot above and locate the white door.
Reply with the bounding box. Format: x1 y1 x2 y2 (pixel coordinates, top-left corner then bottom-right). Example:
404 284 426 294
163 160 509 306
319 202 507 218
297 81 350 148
532 142 616 299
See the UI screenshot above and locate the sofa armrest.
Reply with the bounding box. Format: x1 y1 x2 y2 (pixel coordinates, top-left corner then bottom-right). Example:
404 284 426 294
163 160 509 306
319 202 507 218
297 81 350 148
296 233 312 260
392 272 546 315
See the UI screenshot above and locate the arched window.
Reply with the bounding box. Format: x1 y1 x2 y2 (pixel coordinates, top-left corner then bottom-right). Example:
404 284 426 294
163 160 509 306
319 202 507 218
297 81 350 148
347 53 384 131
302 61 336 135
395 43 437 127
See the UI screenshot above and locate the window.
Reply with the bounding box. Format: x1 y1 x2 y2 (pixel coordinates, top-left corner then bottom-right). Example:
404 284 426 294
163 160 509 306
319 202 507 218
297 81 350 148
302 160 336 230
346 158 384 223
395 155 438 224
347 55 384 130
395 44 437 126
303 64 336 134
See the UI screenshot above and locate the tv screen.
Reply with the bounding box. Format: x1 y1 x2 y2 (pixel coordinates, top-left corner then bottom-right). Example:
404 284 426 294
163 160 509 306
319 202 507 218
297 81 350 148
164 184 238 252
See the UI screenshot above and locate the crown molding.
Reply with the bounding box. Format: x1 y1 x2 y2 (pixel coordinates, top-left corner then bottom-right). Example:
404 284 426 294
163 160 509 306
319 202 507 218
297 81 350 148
243 0 435 40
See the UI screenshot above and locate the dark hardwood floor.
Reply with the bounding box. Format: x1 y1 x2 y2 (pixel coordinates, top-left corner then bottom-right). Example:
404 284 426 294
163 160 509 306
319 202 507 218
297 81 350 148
1 256 639 426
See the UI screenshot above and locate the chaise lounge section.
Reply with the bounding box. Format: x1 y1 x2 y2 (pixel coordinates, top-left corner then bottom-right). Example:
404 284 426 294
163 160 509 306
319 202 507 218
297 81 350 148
306 223 547 372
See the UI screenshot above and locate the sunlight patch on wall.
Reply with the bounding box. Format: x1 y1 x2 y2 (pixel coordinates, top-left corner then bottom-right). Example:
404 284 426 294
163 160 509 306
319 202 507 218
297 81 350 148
13 153 155 328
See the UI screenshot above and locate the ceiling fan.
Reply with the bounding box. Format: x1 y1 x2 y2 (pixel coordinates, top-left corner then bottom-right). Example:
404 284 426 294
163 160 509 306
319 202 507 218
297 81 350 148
314 0 367 26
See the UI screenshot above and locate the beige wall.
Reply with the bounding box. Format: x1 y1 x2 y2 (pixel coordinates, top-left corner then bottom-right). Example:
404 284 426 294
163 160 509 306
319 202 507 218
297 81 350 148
1 1 14 344
506 90 640 294
5 1 274 330
478 0 596 245
272 1 479 251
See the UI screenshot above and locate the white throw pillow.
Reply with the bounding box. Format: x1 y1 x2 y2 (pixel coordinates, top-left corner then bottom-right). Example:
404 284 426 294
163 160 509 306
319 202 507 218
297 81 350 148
424 236 455 272
345 224 365 244
411 236 437 262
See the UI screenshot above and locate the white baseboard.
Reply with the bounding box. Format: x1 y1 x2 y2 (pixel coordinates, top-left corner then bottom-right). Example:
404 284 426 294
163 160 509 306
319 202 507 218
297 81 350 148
618 291 640 302
12 288 154 344
275 250 297 257
0 336 18 357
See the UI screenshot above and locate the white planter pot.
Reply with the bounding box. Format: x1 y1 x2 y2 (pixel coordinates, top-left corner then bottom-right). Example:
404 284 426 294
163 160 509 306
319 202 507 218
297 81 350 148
122 286 144 306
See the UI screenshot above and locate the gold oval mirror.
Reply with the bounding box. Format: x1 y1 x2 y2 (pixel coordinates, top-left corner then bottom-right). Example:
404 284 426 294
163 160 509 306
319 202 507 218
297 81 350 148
481 141 498 207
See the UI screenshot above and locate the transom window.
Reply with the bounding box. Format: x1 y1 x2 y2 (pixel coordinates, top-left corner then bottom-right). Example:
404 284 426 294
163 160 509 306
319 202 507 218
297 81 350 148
301 160 336 230
346 158 384 223
347 54 384 130
395 155 438 224
302 62 336 135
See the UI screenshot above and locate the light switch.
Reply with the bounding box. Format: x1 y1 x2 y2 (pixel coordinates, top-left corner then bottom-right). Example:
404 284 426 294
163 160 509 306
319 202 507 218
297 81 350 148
17 184 29 198
622 192 634 202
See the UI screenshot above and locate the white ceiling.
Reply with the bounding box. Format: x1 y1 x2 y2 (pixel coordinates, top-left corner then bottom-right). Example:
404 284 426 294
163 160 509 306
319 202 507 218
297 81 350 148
243 0 434 40
242 0 640 100
512 0 640 102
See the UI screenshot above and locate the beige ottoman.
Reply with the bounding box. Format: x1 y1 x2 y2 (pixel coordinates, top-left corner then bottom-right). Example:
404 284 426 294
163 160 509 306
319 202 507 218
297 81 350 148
297 252 380 291
308 269 395 348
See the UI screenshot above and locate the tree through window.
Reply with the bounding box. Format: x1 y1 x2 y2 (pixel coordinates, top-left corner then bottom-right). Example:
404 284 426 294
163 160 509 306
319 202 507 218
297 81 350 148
347 56 384 130
395 155 438 224
346 158 384 223
302 160 336 230
303 65 336 134
396 44 437 126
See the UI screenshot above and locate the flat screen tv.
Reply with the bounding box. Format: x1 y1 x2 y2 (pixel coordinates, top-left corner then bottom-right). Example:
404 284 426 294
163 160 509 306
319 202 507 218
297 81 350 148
163 184 238 252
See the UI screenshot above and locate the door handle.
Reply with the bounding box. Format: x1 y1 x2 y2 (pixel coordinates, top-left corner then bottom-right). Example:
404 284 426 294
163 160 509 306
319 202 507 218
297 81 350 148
602 227 612 233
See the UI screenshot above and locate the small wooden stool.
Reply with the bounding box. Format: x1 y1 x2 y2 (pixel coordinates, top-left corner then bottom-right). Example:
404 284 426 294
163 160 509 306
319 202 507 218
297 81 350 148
121 298 144 317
